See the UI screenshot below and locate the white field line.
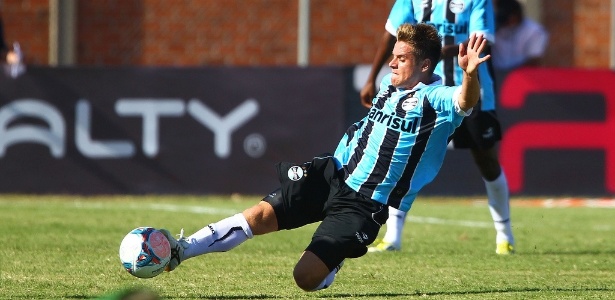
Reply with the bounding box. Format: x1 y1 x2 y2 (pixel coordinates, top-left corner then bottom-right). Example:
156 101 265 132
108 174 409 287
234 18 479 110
71 202 240 215
406 216 492 228
2 199 613 230
541 199 615 208
472 199 615 208
72 202 493 228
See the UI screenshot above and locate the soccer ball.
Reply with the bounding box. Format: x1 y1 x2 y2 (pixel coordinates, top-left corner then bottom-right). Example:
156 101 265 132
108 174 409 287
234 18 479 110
119 227 171 278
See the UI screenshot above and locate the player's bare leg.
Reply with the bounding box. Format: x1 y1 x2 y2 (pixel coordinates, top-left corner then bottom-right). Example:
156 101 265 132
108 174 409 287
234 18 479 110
242 201 278 235
294 251 344 291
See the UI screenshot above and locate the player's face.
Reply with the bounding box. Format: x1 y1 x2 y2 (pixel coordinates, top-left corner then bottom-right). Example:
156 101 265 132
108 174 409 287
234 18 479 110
389 41 426 89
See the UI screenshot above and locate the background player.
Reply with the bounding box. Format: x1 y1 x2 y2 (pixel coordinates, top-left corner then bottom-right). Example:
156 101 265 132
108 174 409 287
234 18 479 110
492 0 549 72
361 0 515 255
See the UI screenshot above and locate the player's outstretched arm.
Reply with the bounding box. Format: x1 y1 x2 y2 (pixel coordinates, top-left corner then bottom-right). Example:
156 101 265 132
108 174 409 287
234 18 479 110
456 33 490 112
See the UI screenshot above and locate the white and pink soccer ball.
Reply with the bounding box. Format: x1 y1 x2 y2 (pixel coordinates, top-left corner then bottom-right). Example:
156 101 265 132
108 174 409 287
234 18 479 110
119 227 171 278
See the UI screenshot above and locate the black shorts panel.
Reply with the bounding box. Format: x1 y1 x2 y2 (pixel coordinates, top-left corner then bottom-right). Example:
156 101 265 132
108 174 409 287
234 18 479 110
307 184 388 270
451 109 502 150
262 154 337 230
263 154 388 271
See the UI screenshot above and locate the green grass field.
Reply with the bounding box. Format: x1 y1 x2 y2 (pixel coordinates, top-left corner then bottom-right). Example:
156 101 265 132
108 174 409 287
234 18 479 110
1 195 614 299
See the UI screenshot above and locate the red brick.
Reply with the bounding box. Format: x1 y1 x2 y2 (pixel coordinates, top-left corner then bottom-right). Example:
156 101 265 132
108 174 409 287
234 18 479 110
0 0 611 68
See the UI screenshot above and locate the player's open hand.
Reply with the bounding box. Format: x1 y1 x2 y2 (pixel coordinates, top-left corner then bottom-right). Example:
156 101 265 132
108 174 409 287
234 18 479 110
458 33 490 75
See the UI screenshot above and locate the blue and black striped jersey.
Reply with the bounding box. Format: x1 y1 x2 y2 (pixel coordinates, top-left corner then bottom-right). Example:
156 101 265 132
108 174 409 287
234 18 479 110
385 0 496 110
334 74 467 212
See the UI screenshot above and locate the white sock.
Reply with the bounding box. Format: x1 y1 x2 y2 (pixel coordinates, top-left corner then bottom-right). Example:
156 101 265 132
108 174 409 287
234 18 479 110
183 213 254 259
382 207 406 247
484 172 514 244
310 260 344 291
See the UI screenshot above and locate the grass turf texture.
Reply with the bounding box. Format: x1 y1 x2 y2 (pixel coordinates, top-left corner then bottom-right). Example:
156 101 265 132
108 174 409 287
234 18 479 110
0 195 614 299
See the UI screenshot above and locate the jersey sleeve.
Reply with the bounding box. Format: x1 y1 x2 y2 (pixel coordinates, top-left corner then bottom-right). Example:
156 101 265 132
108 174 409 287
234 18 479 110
385 0 417 36
425 86 467 122
469 0 496 43
452 87 473 116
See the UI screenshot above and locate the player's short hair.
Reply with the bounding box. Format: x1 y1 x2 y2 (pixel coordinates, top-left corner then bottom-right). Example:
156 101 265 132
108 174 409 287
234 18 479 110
496 0 523 28
396 23 442 74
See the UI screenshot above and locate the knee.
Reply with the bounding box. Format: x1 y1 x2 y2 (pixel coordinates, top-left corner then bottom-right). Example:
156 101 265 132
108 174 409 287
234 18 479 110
292 250 333 291
293 265 321 291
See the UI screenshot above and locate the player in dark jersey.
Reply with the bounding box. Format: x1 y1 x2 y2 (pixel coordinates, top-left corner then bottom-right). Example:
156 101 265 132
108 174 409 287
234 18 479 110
361 0 515 255
159 24 491 291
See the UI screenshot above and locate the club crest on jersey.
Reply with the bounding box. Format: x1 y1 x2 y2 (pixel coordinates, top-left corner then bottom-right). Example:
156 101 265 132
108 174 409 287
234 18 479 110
449 0 465 14
401 97 419 111
287 166 304 181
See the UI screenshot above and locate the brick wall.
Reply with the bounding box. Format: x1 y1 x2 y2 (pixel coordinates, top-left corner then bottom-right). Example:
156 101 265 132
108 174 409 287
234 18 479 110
542 0 611 68
1 0 612 68
308 0 394 65
2 0 49 66
77 0 394 66
572 0 611 68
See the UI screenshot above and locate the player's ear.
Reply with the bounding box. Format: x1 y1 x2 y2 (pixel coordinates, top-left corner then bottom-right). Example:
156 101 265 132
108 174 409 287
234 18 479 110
421 58 431 72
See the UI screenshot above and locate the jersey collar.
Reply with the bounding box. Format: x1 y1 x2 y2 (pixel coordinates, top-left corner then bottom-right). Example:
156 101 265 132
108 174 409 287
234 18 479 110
398 74 443 92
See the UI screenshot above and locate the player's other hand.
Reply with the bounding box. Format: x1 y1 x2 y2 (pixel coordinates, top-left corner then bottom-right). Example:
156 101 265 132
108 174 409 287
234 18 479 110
360 81 375 108
458 33 490 75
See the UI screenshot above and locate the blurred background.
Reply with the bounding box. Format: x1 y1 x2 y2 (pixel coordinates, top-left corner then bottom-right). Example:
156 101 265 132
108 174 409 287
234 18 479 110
1 0 611 68
0 0 613 197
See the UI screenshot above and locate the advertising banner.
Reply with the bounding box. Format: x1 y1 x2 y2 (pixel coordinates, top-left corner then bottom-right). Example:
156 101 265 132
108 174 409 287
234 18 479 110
498 68 615 196
1 66 613 196
0 67 345 195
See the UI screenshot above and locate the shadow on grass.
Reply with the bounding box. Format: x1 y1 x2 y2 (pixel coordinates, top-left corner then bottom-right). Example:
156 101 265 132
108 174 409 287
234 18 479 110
35 286 615 300
143 286 615 299
164 295 280 300
319 286 615 298
60 295 279 300
522 250 615 255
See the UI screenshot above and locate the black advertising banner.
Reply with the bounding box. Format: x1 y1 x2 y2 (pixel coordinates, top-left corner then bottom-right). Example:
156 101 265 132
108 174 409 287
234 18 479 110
2 66 614 197
497 68 615 196
428 68 614 197
0 67 345 195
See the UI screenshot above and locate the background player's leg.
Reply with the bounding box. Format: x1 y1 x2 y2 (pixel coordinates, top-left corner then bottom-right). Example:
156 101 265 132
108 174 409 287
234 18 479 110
368 206 404 252
470 146 515 254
